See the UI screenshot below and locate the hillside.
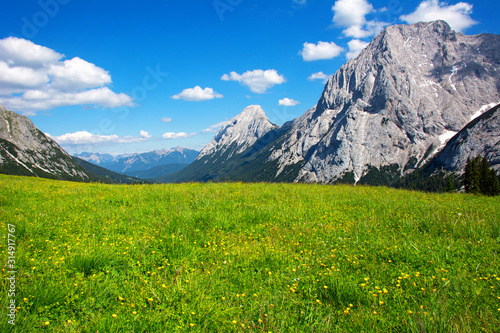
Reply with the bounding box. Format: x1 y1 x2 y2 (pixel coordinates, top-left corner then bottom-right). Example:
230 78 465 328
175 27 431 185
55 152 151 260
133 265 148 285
72 156 142 184
1 174 498 332
430 103 500 172
0 105 93 181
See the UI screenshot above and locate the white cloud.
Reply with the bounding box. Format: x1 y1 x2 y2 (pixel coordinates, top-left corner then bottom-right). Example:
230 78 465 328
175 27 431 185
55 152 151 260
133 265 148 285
0 61 49 93
221 69 286 94
49 57 111 90
299 41 343 61
308 71 331 83
172 86 223 101
161 132 196 139
400 0 478 32
278 98 300 106
0 37 133 114
4 87 133 111
202 120 230 133
342 20 387 38
139 130 151 139
161 117 173 123
0 37 62 67
332 0 388 38
332 0 373 27
347 39 370 60
50 130 152 146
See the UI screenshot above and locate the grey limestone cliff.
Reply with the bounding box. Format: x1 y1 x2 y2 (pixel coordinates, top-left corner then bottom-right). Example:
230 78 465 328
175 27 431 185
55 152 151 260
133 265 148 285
269 20 500 183
0 104 90 180
430 103 500 173
196 105 278 163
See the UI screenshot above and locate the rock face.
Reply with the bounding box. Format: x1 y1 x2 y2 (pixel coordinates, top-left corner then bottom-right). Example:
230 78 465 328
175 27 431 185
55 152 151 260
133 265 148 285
267 20 500 183
164 105 278 182
196 105 278 164
430 103 500 172
0 105 90 181
168 21 500 185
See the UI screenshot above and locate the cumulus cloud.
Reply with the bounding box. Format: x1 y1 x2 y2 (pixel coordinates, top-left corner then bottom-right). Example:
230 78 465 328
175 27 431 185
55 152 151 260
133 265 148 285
346 39 370 60
50 130 151 145
342 20 388 38
139 130 151 139
161 132 197 139
202 120 230 134
332 0 373 27
332 0 388 38
49 57 112 91
278 98 300 106
161 117 173 123
400 0 478 32
0 37 133 114
221 69 286 94
308 71 331 83
299 41 343 61
0 37 62 67
4 87 133 111
172 86 223 101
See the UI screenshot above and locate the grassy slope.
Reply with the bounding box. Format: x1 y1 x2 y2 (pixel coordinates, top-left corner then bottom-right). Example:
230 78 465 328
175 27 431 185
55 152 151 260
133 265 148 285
0 174 499 332
72 156 142 184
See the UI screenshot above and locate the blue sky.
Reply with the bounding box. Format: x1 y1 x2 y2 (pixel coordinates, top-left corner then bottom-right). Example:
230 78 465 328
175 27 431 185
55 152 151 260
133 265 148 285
1 0 499 154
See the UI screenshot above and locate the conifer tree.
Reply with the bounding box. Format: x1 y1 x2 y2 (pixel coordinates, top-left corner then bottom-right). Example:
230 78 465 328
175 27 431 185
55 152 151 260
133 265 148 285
464 157 473 193
464 155 499 196
488 168 500 196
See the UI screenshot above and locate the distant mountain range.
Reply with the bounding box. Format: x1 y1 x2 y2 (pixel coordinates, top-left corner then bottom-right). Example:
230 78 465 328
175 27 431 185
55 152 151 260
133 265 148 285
71 156 141 184
74 147 199 178
0 103 198 183
166 20 500 188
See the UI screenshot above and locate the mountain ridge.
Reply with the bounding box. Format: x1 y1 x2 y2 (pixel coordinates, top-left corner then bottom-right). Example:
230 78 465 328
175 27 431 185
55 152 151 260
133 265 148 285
167 20 500 185
0 105 92 181
74 146 199 175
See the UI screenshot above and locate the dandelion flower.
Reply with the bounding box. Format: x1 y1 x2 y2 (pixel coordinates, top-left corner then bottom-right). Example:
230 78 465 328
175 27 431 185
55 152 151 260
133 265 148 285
44 321 50 326
112 314 118 318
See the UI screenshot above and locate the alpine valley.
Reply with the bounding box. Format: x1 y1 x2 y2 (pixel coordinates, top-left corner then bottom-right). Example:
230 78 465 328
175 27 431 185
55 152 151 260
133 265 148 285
166 20 500 186
73 147 199 179
0 104 197 183
1 20 499 190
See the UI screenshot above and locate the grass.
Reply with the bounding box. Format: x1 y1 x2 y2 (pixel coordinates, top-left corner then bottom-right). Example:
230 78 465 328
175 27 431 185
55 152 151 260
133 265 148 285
0 174 499 332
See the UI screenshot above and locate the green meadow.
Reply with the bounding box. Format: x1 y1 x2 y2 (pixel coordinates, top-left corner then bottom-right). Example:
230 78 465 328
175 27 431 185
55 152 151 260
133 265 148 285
0 174 499 332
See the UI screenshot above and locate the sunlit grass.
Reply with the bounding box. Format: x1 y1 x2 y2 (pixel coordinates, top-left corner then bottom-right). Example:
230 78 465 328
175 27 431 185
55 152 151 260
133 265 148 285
1 174 499 332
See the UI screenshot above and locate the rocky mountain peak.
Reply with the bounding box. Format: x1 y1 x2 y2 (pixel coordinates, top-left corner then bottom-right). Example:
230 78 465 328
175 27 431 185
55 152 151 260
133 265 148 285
266 20 500 183
197 105 277 161
0 106 90 180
